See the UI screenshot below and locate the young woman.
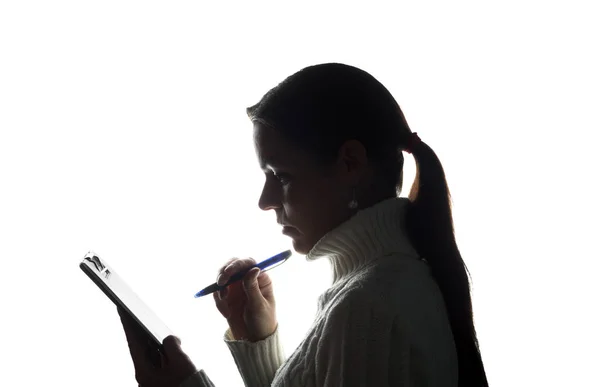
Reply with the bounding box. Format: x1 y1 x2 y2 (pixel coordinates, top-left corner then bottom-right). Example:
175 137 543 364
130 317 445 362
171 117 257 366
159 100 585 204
118 63 488 387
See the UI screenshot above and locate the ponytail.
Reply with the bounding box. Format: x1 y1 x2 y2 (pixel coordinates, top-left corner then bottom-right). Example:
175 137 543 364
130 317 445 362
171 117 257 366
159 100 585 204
407 141 489 387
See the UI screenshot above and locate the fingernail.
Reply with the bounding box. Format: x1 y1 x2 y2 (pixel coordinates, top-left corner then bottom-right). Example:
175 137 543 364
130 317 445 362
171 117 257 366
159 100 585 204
217 274 226 286
248 268 260 281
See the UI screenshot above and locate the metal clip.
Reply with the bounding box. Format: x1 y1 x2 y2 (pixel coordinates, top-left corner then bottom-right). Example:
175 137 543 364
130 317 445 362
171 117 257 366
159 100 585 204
84 255 111 279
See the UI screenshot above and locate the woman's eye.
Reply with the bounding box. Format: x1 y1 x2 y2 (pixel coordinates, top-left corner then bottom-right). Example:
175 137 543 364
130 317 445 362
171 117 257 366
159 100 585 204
273 172 291 184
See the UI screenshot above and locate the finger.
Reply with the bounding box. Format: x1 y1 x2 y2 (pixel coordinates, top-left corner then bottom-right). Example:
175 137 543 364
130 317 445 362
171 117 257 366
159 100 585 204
162 335 195 369
256 271 275 301
162 335 183 360
216 273 227 287
242 268 265 308
216 258 242 285
217 257 249 278
217 257 238 277
162 336 197 382
224 258 257 275
213 288 231 318
162 335 181 365
219 258 257 284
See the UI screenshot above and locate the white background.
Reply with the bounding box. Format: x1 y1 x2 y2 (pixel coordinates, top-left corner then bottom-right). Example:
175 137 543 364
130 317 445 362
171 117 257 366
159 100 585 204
1 1 599 386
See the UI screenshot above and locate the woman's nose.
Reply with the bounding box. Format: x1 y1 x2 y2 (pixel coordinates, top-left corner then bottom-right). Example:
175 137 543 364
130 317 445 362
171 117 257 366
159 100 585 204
258 179 281 211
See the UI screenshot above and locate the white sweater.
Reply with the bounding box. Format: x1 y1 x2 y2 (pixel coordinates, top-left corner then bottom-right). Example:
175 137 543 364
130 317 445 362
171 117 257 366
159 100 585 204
183 197 458 387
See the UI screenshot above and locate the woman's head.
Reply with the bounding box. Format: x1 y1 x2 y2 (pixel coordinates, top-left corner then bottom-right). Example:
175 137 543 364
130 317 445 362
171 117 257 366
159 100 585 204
248 63 413 253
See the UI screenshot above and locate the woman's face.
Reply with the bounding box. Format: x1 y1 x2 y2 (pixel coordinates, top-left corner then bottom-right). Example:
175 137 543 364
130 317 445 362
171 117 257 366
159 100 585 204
253 122 354 254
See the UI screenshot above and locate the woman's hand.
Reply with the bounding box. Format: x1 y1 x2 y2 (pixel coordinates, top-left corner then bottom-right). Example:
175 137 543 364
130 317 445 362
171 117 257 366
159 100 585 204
213 258 277 342
118 308 198 387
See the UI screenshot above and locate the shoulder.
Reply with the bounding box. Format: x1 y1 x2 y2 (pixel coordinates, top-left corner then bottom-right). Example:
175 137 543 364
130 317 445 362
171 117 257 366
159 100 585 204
320 253 447 327
349 253 448 321
362 252 441 296
322 266 401 326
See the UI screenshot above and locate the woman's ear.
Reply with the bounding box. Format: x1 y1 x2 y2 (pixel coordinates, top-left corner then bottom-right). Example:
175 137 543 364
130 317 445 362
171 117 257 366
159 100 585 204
336 139 370 186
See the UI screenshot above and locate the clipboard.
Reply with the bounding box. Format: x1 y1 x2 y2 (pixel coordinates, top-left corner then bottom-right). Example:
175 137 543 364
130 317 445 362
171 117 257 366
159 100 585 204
79 251 173 354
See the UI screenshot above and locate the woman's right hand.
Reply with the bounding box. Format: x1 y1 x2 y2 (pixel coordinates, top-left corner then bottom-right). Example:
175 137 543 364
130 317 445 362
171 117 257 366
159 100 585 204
213 258 277 342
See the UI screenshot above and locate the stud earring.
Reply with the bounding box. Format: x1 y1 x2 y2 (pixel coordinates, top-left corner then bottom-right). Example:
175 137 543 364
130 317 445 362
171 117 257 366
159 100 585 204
348 187 358 210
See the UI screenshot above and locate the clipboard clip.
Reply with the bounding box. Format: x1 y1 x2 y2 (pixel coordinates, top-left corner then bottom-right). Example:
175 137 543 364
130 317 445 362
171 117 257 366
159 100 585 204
84 253 111 280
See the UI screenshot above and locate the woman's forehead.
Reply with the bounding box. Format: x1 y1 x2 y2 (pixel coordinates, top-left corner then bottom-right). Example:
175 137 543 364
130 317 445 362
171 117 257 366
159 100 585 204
253 123 290 166
253 122 312 170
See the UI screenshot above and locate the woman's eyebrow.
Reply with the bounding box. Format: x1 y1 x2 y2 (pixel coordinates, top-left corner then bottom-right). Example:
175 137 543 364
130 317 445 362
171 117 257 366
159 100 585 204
257 158 275 172
262 163 279 173
258 154 285 170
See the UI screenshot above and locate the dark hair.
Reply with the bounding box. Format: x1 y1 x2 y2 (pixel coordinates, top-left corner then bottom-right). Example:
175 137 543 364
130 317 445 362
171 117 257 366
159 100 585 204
247 63 488 386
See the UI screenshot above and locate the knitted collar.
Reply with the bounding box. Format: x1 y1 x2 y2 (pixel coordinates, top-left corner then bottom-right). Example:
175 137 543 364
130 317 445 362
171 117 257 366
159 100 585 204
306 197 420 284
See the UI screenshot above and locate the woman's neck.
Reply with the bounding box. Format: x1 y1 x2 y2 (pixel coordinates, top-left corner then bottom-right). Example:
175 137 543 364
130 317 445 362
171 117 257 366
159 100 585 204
306 197 420 283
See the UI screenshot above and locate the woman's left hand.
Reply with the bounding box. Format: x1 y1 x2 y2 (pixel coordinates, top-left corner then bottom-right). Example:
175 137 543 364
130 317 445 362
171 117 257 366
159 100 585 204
118 307 198 387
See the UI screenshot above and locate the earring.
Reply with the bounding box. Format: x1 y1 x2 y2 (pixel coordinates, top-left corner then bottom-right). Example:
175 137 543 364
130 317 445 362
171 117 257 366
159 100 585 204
348 187 358 210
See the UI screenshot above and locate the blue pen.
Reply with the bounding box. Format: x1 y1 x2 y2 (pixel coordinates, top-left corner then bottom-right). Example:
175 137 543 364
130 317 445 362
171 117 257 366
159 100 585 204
194 250 292 298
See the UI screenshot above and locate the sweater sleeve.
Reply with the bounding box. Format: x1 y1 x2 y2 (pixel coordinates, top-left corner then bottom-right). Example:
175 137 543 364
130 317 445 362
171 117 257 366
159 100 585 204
224 327 286 387
314 291 410 387
180 370 216 387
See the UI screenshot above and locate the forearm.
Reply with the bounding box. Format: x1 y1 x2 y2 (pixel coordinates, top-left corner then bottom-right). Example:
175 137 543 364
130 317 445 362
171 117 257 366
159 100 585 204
225 327 285 387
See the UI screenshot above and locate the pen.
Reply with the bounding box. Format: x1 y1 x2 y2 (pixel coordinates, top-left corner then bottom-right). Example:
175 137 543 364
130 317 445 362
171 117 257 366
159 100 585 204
194 250 292 298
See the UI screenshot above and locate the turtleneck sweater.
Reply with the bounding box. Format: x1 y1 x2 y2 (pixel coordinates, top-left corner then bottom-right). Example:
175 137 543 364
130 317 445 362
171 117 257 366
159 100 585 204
182 197 458 387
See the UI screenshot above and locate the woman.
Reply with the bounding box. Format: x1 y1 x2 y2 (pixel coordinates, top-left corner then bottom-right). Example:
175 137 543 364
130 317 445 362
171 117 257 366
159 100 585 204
118 63 488 386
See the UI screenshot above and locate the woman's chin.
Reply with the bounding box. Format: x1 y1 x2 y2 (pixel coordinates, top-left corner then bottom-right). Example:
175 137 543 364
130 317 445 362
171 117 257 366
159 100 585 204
289 237 314 255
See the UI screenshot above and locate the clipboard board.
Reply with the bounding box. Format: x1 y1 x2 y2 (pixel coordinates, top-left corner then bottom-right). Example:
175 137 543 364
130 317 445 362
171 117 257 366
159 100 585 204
79 251 173 356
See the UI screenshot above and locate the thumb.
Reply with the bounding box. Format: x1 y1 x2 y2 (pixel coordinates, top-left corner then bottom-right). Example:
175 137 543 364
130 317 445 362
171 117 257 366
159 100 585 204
242 268 264 306
163 335 184 357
